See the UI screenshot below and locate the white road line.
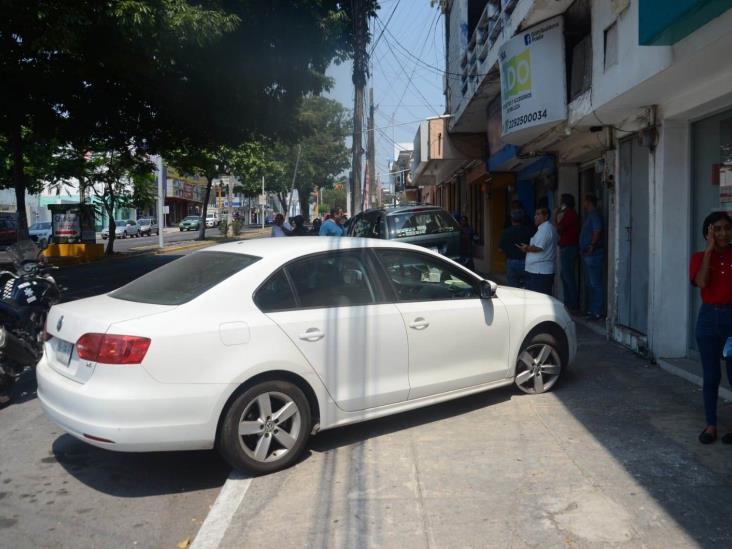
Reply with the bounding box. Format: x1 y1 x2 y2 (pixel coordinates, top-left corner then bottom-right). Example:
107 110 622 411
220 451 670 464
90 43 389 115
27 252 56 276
191 471 252 549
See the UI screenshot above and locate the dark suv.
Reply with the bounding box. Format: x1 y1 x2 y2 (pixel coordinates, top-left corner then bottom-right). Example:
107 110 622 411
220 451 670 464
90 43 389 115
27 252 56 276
347 205 461 259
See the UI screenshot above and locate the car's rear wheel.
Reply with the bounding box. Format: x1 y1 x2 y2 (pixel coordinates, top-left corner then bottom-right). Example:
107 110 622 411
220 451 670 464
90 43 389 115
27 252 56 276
514 333 563 394
218 381 311 475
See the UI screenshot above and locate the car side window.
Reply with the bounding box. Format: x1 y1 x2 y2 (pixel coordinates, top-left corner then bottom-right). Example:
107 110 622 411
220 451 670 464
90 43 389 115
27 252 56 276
375 250 480 302
254 270 297 312
286 251 376 308
376 215 386 238
351 215 373 238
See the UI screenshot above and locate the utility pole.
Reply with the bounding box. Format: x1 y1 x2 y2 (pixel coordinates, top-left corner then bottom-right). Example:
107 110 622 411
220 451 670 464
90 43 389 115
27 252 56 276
367 87 376 211
226 176 234 237
351 0 368 217
156 155 165 248
260 175 265 230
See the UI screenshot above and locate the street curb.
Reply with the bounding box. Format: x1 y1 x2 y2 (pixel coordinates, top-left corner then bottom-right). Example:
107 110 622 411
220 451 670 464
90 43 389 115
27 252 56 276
53 228 270 268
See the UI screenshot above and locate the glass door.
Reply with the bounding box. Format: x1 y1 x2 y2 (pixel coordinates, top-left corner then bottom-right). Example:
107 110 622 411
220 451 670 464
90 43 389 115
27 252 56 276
689 108 732 352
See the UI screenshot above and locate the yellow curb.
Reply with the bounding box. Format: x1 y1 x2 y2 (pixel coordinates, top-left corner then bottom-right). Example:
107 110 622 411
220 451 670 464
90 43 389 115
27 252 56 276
156 241 216 255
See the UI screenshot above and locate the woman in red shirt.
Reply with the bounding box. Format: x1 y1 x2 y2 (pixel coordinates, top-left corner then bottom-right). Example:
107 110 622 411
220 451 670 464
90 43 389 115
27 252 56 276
689 211 732 444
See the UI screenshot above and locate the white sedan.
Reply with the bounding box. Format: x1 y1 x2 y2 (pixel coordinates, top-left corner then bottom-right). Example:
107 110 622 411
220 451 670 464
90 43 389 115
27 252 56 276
37 237 576 475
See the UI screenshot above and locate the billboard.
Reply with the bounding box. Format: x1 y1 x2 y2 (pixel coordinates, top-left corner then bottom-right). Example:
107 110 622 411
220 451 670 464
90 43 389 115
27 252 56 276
499 15 567 145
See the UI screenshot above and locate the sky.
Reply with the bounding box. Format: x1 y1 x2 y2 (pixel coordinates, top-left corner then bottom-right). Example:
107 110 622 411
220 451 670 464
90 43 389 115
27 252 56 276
326 0 446 191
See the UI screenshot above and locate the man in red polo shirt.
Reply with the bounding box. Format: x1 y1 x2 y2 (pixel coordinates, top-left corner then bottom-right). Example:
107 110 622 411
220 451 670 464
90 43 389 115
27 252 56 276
690 211 732 445
555 194 580 311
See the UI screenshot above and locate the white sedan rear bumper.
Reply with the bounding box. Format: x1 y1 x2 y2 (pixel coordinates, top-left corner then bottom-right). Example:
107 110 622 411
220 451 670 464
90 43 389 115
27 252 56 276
36 356 232 452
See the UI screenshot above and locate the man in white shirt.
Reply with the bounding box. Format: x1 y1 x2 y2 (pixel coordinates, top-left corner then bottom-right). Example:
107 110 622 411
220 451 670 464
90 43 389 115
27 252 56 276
518 207 559 296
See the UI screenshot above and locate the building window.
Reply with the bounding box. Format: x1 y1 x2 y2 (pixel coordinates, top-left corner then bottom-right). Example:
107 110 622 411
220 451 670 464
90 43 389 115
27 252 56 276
565 0 592 101
570 35 592 99
604 21 619 70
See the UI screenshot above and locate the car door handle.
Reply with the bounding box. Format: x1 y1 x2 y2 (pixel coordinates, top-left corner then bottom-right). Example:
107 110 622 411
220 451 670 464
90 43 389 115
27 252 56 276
408 317 430 330
298 328 325 342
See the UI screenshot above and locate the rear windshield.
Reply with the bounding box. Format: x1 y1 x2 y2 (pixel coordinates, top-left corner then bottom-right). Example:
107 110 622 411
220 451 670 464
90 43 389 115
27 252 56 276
110 252 260 305
387 210 459 238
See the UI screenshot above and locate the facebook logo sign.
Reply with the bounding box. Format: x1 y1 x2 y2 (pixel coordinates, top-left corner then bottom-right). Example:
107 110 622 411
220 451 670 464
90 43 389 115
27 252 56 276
524 34 532 46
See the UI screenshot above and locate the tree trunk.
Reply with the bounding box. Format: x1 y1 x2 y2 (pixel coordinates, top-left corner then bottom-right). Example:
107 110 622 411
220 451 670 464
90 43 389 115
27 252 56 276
277 192 287 214
198 176 213 241
298 188 310 220
10 123 29 241
226 178 234 238
104 190 116 256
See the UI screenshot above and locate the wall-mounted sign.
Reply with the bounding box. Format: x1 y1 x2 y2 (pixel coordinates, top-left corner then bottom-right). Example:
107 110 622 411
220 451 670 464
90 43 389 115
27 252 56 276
499 15 567 145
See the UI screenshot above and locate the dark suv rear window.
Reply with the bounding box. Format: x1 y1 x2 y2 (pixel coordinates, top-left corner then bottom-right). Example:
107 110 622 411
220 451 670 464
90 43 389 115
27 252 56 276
387 210 459 238
110 252 260 305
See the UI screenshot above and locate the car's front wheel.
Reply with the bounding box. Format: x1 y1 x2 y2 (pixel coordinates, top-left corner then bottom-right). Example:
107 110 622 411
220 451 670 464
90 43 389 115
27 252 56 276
514 333 563 394
218 380 312 475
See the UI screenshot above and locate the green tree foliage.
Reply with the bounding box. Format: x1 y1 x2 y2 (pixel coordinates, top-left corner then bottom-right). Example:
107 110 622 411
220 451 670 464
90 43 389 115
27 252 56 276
229 97 351 219
320 186 348 214
0 0 378 237
81 148 154 256
166 145 233 240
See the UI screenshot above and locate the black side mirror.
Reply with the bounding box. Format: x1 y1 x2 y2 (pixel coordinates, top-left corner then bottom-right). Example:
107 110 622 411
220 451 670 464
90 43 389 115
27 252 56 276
480 280 497 299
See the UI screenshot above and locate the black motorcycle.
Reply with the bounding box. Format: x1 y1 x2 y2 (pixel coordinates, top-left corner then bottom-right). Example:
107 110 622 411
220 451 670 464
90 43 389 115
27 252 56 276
0 240 61 405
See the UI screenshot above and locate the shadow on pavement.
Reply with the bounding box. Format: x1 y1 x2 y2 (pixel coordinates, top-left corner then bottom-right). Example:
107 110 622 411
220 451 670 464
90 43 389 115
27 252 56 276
308 381 519 454
50 434 230 497
548 324 732 546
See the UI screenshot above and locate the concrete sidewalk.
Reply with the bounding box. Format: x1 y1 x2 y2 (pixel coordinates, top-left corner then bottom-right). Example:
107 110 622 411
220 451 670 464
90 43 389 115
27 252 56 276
202 325 732 549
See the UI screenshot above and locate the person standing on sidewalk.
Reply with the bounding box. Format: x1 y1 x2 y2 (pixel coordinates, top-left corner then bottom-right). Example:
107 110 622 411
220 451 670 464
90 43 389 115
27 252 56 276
580 195 604 319
458 216 478 271
556 194 580 311
310 217 322 234
319 208 345 236
499 209 534 288
271 213 289 237
519 207 558 296
690 211 732 445
286 215 310 236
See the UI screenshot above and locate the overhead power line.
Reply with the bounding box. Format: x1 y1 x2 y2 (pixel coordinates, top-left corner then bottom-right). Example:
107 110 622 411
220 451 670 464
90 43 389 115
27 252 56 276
389 7 440 118
377 22 440 116
370 0 402 56
376 15 493 80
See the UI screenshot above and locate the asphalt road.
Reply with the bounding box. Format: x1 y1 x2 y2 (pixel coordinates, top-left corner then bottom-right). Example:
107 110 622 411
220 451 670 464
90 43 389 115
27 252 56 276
0 250 231 549
100 226 224 253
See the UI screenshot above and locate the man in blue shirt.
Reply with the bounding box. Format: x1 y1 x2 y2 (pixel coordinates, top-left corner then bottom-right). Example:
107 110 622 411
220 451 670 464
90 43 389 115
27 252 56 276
580 194 604 320
319 208 345 236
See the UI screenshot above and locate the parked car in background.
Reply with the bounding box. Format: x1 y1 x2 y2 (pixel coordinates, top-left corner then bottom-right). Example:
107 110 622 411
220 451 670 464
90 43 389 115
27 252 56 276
347 205 462 260
37 237 576 475
101 220 139 239
0 218 17 246
205 212 220 228
179 216 201 231
138 218 158 237
28 222 53 246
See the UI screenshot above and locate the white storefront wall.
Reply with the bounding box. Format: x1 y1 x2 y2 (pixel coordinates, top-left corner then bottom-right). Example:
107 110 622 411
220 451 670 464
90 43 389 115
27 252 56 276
578 2 732 359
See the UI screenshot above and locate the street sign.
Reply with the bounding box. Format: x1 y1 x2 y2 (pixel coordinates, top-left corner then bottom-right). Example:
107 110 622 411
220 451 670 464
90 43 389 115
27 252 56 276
258 194 267 206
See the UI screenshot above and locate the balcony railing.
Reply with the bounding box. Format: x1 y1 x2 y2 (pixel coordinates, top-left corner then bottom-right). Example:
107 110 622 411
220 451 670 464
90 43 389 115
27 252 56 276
458 1 505 104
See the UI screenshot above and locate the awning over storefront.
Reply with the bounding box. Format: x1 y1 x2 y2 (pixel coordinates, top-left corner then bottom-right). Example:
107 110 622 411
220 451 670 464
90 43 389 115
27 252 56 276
639 0 731 45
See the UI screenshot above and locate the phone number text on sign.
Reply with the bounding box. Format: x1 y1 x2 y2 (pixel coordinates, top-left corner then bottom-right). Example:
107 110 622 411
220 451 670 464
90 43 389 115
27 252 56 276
504 109 548 132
